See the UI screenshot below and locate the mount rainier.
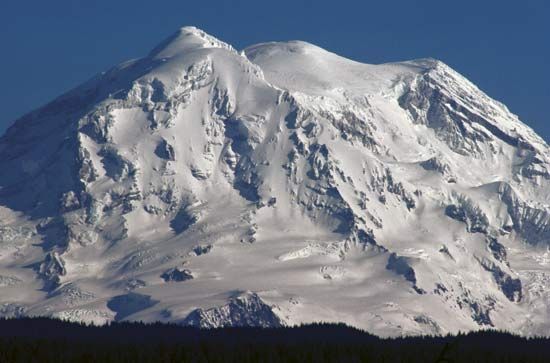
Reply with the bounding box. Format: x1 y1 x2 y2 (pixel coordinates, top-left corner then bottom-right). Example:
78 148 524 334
1 26 550 336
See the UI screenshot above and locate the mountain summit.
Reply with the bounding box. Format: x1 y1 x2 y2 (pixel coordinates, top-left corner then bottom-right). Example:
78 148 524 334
1 27 549 336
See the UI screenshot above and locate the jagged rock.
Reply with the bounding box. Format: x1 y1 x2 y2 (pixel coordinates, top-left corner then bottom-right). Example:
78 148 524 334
414 314 441 334
468 300 494 327
439 245 455 261
78 146 99 183
98 146 136 182
155 138 175 161
386 253 425 294
190 244 212 256
420 156 450 175
419 156 457 182
67 225 98 247
170 206 199 234
60 191 80 212
39 252 66 287
445 196 489 234
161 267 193 282
399 61 536 157
487 237 507 263
190 165 210 180
371 168 416 210
478 258 522 302
499 183 550 245
182 292 283 328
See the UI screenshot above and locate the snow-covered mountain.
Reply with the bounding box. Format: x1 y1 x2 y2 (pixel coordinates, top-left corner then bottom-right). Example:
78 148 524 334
1 26 550 336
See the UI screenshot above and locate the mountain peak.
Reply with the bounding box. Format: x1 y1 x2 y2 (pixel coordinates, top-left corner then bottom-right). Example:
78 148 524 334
148 26 235 59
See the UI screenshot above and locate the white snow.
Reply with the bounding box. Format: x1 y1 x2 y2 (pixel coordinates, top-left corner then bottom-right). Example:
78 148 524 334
0 26 549 336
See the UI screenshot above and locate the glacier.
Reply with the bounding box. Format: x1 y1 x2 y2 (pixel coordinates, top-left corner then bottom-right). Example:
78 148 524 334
1 26 550 336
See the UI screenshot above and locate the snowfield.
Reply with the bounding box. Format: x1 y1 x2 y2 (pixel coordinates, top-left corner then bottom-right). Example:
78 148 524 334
1 26 550 336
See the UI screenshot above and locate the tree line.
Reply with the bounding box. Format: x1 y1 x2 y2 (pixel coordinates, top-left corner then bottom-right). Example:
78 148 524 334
0 317 548 362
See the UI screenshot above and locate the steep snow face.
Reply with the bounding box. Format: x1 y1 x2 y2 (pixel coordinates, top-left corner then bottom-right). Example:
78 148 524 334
1 27 550 336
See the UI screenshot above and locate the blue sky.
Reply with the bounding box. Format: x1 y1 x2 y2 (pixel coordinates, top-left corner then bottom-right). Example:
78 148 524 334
1 0 548 139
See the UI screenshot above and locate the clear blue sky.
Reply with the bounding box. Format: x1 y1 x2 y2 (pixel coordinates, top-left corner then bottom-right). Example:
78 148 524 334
1 0 548 139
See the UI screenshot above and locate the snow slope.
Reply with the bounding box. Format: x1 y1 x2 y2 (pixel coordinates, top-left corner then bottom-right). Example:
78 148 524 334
1 26 550 336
